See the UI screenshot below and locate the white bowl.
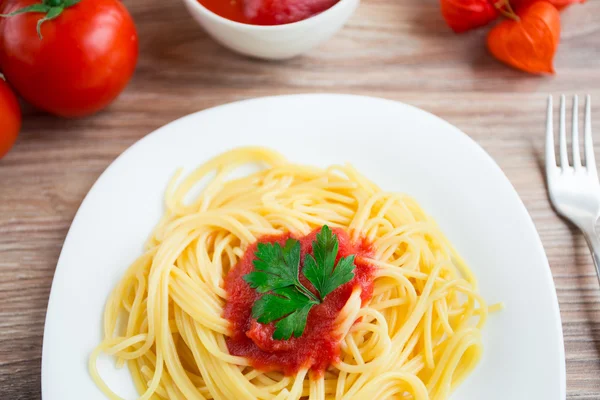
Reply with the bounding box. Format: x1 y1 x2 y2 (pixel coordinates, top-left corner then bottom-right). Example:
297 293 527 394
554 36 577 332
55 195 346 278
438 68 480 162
181 0 359 60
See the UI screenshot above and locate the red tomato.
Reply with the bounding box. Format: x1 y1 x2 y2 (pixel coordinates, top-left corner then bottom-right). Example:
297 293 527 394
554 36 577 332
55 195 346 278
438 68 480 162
440 0 499 33
0 0 138 117
0 77 21 159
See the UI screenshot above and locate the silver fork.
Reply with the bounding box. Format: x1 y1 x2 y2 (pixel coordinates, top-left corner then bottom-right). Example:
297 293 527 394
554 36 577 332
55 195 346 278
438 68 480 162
546 95 600 283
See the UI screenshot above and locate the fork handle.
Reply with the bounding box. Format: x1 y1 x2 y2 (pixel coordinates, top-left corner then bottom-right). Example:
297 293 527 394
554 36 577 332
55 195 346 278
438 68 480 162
582 226 600 284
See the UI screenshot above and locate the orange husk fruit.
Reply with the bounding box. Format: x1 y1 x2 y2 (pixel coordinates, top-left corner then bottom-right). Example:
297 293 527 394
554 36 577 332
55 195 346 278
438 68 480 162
487 2 561 74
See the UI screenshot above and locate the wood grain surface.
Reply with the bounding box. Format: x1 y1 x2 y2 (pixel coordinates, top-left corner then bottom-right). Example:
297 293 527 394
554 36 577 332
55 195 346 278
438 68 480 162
1 0 600 398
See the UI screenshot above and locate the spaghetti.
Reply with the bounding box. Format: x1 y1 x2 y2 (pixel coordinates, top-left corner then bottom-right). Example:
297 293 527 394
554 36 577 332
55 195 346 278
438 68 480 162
90 147 491 400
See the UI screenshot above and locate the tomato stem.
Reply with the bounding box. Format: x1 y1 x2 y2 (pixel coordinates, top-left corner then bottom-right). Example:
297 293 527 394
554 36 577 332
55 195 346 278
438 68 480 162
0 0 80 39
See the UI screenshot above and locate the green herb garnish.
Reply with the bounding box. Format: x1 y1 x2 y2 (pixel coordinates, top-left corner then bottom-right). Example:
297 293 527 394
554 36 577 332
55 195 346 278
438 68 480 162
243 225 356 340
304 226 356 300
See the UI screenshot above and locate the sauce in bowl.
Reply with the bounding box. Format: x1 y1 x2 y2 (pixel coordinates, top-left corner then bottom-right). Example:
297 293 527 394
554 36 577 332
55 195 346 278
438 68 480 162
198 0 340 25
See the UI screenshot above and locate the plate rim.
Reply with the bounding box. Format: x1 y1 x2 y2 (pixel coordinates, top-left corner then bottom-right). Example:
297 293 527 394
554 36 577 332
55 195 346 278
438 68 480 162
41 93 566 399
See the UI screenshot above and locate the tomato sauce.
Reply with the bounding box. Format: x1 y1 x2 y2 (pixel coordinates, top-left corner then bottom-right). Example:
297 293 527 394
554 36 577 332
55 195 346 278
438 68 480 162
223 228 375 376
197 0 340 25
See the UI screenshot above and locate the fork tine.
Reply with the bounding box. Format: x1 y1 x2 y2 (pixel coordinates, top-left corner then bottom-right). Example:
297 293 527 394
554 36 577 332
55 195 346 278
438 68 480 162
559 94 569 168
584 95 597 178
546 96 556 175
573 95 582 168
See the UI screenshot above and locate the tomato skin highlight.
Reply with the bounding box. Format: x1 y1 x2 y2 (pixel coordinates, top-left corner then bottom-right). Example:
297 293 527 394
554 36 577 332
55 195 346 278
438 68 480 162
0 78 21 159
0 0 138 117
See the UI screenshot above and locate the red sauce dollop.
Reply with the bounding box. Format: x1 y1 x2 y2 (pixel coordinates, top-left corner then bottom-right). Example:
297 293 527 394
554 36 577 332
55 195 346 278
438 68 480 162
197 0 339 25
223 228 375 375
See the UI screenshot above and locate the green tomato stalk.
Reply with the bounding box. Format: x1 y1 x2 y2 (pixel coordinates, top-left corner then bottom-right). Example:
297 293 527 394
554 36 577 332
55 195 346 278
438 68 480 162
0 0 81 39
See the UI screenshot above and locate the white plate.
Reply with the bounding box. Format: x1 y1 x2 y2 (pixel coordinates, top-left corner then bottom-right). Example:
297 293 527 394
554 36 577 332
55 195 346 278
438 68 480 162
42 94 565 400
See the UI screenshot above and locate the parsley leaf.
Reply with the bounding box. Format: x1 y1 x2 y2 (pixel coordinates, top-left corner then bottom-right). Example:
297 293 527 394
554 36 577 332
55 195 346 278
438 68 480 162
243 226 356 340
304 225 356 299
244 239 303 294
274 303 314 340
252 287 318 340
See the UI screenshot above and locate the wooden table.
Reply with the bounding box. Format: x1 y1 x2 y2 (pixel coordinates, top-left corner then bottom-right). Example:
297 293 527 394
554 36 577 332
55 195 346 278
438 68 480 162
1 0 600 398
